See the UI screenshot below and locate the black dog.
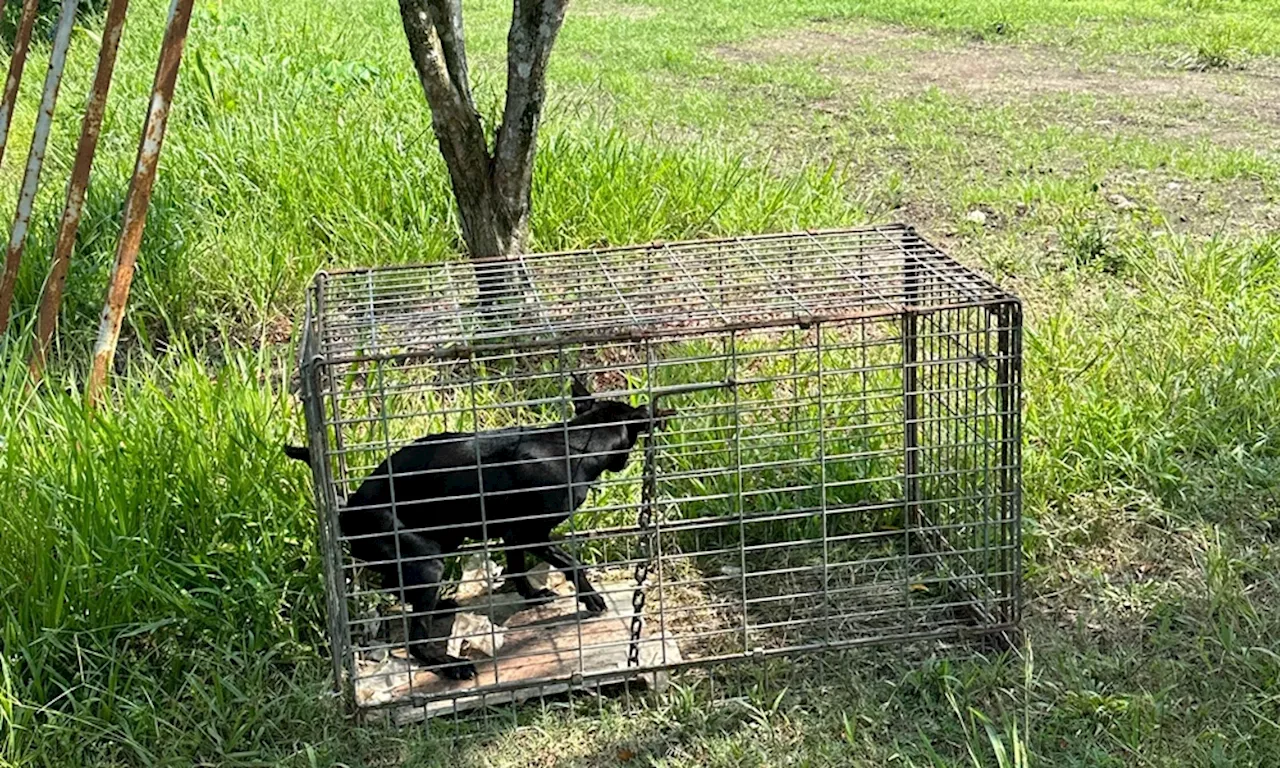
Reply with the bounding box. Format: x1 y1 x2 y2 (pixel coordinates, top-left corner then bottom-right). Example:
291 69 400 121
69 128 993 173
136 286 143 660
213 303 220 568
286 377 670 680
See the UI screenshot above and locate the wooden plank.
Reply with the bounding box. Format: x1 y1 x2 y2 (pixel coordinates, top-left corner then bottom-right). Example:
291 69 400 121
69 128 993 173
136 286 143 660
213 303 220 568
353 587 680 723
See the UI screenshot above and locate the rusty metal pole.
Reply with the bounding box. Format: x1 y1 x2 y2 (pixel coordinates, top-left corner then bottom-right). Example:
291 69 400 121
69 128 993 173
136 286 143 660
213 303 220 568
28 0 132 380
0 0 40 169
86 0 196 407
0 0 82 335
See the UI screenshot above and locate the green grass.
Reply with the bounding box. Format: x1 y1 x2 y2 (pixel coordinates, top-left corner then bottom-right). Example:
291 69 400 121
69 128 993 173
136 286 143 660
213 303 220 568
1 0 1279 765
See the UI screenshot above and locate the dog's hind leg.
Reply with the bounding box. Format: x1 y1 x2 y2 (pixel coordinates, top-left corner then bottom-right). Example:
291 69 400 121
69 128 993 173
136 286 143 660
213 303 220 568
402 536 476 680
380 531 476 681
345 506 475 680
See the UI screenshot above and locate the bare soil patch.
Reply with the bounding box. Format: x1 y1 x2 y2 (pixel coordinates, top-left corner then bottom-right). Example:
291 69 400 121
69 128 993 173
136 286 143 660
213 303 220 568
719 26 1280 148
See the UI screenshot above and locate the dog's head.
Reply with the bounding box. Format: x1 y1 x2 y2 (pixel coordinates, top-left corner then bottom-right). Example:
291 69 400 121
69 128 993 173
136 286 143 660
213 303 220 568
569 374 675 472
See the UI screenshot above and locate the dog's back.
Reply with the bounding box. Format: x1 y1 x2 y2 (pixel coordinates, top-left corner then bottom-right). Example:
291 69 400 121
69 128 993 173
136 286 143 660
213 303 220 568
289 390 661 549
339 425 592 546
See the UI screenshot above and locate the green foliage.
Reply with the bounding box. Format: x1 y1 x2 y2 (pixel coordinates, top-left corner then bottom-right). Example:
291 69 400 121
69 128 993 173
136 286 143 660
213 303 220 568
0 351 333 764
1 0 107 48
1058 215 1120 274
1177 19 1251 70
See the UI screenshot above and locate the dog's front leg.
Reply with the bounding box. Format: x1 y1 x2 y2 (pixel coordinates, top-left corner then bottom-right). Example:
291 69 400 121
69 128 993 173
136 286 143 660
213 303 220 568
506 543 547 601
504 538 561 607
528 542 606 614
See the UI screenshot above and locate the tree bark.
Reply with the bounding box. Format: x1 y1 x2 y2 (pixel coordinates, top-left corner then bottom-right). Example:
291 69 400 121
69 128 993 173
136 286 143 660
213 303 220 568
397 0 567 300
493 0 566 248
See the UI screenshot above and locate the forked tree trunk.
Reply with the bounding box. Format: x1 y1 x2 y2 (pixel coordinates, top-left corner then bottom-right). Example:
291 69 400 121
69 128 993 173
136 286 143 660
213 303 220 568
398 0 567 300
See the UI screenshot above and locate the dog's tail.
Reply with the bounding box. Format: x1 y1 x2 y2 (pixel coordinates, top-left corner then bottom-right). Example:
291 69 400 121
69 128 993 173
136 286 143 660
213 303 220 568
283 444 312 463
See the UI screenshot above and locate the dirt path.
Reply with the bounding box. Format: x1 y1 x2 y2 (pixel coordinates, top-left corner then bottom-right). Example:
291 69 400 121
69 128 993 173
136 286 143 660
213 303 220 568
720 25 1280 149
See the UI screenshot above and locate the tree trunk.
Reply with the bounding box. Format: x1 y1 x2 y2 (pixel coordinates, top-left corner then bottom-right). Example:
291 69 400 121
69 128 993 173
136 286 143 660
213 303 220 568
397 0 567 302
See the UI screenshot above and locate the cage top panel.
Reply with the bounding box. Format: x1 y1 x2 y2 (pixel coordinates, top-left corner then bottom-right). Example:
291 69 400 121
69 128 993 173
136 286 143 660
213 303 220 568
310 225 1017 362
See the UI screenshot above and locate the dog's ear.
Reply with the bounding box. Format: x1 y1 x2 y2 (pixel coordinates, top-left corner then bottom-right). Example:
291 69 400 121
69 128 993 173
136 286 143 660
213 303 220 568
570 374 595 416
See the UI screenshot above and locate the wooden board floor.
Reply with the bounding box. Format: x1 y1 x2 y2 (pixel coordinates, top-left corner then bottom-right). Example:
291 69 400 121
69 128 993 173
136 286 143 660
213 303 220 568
353 587 681 723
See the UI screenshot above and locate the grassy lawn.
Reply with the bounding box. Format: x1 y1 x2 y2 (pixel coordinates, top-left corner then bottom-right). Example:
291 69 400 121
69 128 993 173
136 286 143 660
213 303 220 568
1 0 1278 765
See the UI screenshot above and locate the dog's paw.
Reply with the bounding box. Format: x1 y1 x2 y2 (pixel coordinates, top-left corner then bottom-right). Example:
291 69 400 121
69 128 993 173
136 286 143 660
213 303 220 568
410 648 477 680
435 657 477 681
580 592 607 614
525 588 559 606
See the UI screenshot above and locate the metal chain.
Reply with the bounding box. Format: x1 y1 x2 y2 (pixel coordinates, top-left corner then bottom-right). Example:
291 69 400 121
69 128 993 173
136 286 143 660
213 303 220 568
628 425 658 668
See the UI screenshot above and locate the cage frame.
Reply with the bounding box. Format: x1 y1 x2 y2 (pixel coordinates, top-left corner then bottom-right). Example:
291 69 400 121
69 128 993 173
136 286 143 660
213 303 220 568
296 224 1023 720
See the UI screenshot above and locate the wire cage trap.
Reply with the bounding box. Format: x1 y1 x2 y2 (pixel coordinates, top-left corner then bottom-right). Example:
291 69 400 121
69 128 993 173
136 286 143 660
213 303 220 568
295 225 1022 723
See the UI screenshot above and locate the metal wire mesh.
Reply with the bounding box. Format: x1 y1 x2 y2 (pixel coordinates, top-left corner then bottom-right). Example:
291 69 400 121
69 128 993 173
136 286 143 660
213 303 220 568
297 225 1022 723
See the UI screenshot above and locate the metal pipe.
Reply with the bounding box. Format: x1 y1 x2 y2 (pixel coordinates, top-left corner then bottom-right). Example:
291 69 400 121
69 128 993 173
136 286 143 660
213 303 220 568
28 0 132 380
0 0 81 334
0 0 39 170
86 0 196 407
301 286 355 704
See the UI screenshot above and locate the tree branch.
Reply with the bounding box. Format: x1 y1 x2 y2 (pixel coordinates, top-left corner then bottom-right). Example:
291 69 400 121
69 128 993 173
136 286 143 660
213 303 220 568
493 0 568 220
398 0 568 265
399 0 504 255
424 0 477 114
